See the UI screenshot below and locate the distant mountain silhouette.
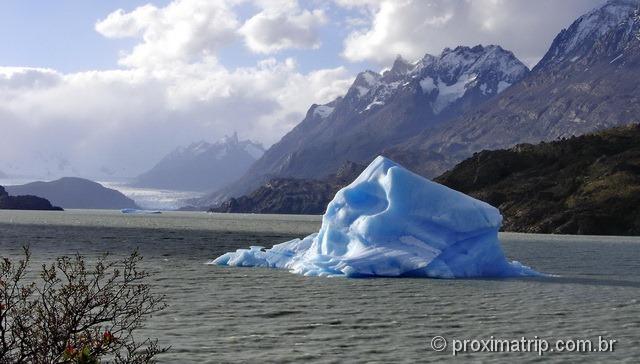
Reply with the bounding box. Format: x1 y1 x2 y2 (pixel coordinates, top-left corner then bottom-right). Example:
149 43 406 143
6 177 138 209
0 185 63 211
131 133 265 192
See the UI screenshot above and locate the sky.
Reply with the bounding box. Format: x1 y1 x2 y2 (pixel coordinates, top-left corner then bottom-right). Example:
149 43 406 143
0 0 606 179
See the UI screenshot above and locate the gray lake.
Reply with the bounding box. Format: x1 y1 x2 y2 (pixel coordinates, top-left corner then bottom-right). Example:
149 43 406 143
1 209 639 363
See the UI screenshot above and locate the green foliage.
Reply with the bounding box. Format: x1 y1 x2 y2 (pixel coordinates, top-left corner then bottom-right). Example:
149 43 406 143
0 248 168 363
436 124 640 235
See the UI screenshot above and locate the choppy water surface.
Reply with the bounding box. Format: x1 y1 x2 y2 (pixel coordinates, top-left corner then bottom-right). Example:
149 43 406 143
1 210 639 363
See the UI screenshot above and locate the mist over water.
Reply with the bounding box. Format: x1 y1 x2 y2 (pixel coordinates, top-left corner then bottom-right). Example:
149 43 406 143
1 210 639 363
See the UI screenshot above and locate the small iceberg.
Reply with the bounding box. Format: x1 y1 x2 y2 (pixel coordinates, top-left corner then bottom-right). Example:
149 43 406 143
121 208 162 214
212 156 540 278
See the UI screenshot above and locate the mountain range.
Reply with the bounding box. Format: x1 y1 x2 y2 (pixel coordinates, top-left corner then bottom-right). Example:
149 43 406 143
198 44 530 206
386 0 640 177
131 133 264 192
198 0 640 210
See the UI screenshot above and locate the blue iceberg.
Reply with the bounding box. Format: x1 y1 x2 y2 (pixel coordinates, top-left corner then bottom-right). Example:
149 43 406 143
212 156 540 278
121 208 162 214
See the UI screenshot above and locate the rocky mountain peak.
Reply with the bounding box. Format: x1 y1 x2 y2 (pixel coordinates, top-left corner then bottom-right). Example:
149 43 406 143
173 133 264 161
132 133 265 192
381 55 416 81
536 0 639 70
333 44 529 117
348 70 382 98
432 44 528 84
221 131 239 145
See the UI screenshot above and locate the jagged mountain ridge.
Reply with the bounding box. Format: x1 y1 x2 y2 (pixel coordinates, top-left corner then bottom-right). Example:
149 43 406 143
536 0 640 70
131 133 265 192
386 0 640 177
198 45 529 206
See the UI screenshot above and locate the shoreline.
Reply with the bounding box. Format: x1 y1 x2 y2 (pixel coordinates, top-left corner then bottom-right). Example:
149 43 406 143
1 208 640 242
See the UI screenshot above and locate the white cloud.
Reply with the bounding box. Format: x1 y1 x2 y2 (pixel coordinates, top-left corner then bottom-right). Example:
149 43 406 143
339 0 606 67
0 67 62 91
0 0 353 179
0 58 351 179
95 0 240 68
240 4 327 53
94 5 157 38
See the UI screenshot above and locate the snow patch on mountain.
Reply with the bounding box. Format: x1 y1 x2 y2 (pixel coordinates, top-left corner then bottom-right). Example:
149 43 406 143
432 73 477 114
313 105 335 118
538 0 639 68
419 77 437 93
345 45 528 116
132 132 265 192
171 133 264 162
497 81 512 93
351 70 381 97
566 0 636 52
364 100 385 111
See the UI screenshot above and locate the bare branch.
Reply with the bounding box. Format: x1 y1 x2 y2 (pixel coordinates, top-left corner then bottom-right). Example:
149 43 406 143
0 248 167 363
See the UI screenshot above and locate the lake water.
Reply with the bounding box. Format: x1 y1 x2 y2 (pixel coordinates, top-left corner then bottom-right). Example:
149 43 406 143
1 209 639 363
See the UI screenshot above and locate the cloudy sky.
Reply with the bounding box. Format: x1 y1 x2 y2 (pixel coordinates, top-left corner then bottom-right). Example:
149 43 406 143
0 0 605 179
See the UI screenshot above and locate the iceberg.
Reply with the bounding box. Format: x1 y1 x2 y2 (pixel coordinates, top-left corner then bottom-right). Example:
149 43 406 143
212 156 540 278
121 208 162 214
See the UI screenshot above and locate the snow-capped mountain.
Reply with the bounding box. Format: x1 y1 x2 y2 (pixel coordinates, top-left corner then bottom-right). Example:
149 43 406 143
386 0 640 178
131 133 265 192
315 45 527 121
536 0 639 69
196 45 529 204
369 46 525 114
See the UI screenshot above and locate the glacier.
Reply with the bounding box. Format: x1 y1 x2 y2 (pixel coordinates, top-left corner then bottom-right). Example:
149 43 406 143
212 156 540 278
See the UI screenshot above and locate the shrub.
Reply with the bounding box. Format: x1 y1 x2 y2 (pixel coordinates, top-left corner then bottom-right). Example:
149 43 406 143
0 248 167 363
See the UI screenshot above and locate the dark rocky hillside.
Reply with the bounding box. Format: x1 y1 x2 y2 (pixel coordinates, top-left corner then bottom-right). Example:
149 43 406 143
6 177 138 210
435 124 640 235
0 185 63 211
210 162 364 214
